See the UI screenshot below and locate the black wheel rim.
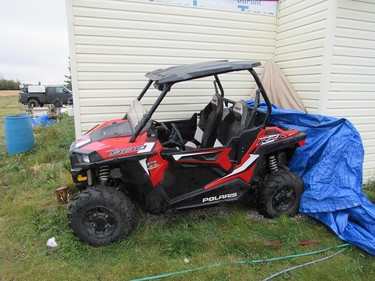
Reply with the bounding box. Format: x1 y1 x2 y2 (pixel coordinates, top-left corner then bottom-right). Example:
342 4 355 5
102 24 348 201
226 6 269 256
83 207 117 238
272 186 296 212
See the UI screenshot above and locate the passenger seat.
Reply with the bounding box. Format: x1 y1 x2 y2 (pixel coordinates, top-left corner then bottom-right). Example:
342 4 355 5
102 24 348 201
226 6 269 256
217 100 250 146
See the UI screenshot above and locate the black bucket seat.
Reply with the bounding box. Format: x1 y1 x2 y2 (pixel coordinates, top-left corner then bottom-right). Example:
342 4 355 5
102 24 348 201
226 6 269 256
197 93 223 148
217 100 250 146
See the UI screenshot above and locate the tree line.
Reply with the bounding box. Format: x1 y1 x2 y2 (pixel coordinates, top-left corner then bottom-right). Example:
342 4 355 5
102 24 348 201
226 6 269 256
0 77 21 90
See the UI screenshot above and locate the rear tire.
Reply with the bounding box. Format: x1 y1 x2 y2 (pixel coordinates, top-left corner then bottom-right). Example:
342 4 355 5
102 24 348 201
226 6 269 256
256 170 303 218
53 99 63 108
28 99 39 108
68 186 136 246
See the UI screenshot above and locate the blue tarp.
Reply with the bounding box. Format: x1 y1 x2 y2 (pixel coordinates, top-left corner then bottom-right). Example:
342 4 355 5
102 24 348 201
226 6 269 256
247 101 375 255
30 114 54 127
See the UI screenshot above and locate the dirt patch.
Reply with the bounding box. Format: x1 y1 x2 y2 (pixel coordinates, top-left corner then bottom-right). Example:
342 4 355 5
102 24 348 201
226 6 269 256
246 210 310 222
246 209 268 221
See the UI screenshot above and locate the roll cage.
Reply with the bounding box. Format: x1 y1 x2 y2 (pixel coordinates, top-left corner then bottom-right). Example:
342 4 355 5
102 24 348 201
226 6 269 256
129 60 272 142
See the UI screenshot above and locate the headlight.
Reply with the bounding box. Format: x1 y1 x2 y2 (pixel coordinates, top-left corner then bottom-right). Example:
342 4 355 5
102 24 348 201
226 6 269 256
73 151 103 165
82 154 90 163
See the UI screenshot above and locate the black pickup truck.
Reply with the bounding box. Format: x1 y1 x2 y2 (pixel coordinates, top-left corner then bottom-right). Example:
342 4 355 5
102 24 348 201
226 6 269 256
19 85 72 108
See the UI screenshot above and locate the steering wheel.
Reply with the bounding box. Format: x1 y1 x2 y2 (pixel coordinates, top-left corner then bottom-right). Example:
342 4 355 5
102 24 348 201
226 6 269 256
162 123 185 150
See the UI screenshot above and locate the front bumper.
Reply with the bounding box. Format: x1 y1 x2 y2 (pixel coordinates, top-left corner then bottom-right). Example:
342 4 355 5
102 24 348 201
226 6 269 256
70 167 91 191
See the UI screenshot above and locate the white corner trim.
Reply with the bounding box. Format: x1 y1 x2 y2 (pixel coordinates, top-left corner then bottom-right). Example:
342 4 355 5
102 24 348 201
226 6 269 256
65 0 82 137
318 0 338 115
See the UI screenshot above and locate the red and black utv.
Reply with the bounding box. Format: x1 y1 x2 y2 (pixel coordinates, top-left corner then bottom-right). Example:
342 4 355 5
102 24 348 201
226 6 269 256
67 61 306 246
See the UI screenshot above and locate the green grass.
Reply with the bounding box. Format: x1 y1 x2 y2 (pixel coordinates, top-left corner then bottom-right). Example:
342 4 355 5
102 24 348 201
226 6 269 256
0 91 374 280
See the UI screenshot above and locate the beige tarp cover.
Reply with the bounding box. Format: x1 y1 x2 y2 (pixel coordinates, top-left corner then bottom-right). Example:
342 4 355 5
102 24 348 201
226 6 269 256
250 59 307 113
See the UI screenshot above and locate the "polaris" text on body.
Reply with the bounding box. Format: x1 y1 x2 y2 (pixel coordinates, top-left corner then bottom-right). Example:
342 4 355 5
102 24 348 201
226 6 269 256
202 192 237 203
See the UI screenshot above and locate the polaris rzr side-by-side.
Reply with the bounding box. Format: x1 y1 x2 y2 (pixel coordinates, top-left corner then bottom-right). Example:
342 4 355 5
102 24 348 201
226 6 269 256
67 61 306 246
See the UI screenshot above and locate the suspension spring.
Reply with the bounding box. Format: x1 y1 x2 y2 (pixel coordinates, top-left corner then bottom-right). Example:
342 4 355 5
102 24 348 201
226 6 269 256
99 165 110 183
269 154 278 172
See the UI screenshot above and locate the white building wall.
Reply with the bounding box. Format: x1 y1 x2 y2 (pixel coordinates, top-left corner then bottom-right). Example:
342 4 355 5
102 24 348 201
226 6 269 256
66 0 277 134
274 0 329 113
326 0 375 181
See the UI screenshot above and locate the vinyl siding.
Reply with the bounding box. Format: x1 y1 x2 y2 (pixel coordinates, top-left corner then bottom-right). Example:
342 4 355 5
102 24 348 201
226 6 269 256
274 0 329 113
66 0 276 133
274 0 375 181
326 0 375 181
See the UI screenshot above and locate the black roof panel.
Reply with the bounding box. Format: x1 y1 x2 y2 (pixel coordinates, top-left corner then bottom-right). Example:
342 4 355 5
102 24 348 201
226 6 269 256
145 60 261 84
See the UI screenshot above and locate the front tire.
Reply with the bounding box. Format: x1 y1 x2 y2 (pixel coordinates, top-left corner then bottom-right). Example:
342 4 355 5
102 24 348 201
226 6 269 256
68 186 135 246
256 170 303 218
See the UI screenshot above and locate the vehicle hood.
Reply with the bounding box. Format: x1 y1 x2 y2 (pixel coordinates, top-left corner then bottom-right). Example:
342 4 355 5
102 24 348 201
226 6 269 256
70 118 132 151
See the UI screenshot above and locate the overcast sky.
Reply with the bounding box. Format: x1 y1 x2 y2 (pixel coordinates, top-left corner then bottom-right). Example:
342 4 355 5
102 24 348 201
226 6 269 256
0 0 69 85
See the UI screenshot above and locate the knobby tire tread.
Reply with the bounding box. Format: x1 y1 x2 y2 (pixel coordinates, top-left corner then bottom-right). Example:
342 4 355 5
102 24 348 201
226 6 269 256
256 170 303 218
68 186 136 246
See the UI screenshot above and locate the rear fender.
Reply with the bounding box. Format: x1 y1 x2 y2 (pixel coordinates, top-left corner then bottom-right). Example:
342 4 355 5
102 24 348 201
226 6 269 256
254 132 306 156
249 131 307 183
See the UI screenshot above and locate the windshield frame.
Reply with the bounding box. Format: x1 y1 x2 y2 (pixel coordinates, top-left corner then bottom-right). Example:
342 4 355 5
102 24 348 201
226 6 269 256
129 82 172 142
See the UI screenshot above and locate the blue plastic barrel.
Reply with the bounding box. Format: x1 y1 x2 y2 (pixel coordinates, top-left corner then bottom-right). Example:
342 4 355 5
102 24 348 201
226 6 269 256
4 114 35 154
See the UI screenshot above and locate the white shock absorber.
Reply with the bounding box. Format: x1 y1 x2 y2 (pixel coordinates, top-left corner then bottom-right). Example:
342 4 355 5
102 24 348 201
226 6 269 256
99 165 110 184
268 154 278 172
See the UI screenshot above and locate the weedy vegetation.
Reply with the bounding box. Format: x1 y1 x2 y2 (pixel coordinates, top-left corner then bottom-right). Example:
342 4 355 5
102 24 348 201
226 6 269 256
0 91 374 280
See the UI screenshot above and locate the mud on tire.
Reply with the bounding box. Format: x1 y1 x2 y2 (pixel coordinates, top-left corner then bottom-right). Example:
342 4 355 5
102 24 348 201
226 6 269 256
68 186 136 246
256 170 303 218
